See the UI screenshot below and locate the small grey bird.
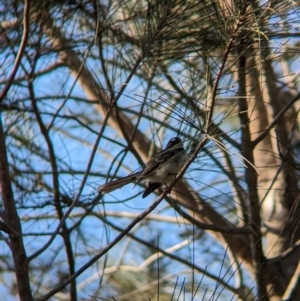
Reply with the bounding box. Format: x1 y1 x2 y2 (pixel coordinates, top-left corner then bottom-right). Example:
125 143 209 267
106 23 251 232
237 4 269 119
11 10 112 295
98 137 188 198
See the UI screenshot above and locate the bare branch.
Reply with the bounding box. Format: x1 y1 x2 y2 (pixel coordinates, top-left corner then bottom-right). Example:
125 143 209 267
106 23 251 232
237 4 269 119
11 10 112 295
0 0 30 103
253 92 300 147
0 117 33 301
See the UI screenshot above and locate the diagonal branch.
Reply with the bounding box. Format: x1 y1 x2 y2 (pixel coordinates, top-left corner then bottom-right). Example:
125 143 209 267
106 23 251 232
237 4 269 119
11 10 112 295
206 2 249 132
35 193 165 301
0 0 30 103
252 91 300 147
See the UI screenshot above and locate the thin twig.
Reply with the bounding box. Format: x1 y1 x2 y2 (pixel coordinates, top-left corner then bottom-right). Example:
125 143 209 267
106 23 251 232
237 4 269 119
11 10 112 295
206 6 246 132
0 0 31 103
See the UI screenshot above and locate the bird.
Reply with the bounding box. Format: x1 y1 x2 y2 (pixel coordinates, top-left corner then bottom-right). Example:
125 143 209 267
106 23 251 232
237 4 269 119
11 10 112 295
98 137 188 198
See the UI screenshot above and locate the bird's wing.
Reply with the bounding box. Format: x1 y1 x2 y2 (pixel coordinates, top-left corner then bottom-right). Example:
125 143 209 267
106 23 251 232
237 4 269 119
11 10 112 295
136 159 160 184
136 148 179 184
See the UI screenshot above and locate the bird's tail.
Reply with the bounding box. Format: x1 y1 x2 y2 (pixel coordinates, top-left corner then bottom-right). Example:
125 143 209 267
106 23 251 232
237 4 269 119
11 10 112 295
98 172 140 194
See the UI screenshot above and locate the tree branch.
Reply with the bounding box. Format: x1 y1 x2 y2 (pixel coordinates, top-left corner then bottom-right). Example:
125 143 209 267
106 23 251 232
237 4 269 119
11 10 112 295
237 53 269 301
252 91 300 147
0 115 33 301
0 0 30 103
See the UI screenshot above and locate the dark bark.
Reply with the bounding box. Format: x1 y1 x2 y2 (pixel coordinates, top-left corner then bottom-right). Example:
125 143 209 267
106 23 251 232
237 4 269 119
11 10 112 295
0 116 33 301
